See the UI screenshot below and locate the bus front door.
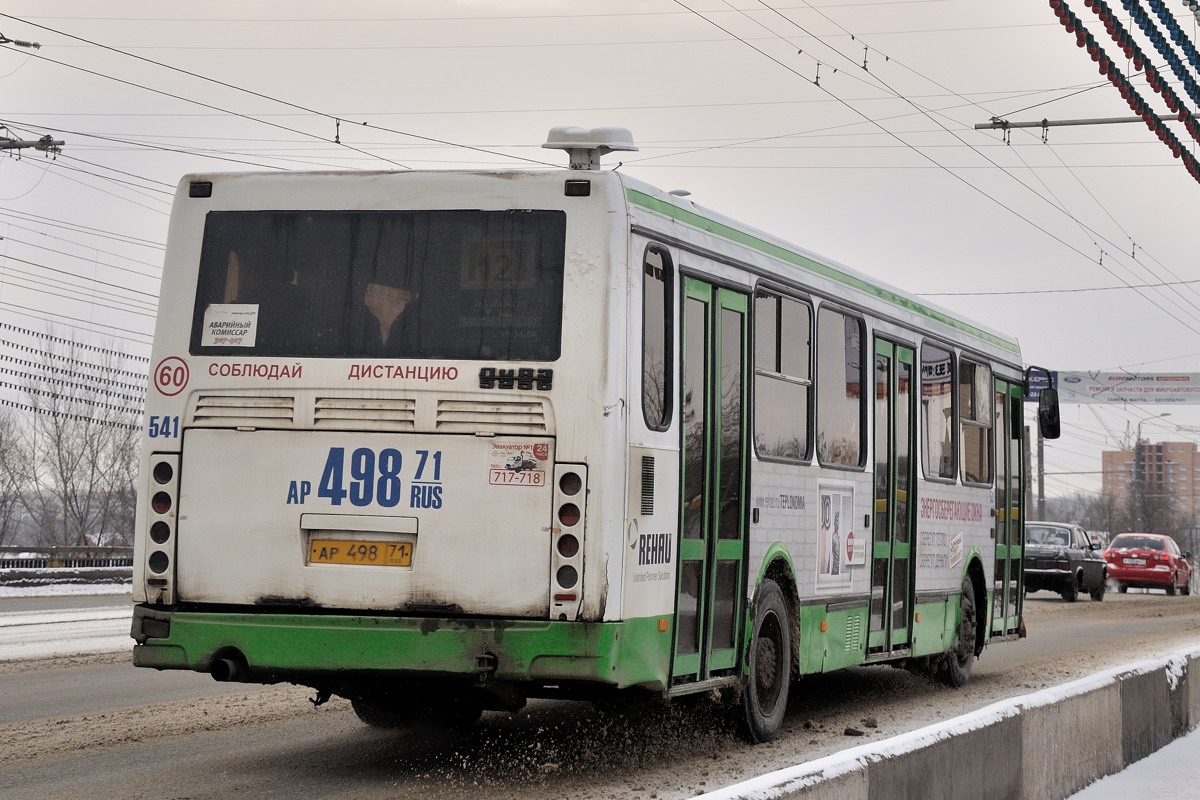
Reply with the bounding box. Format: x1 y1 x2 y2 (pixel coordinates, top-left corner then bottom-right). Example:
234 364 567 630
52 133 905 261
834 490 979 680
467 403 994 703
673 278 748 685
992 379 1024 636
869 338 916 655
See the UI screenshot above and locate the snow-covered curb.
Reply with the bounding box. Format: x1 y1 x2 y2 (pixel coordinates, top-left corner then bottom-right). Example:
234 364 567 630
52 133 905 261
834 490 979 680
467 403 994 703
0 567 132 589
0 580 133 598
699 645 1200 800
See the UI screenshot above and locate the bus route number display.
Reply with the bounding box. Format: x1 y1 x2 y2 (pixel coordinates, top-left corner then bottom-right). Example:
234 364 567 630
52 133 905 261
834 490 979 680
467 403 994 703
287 447 444 510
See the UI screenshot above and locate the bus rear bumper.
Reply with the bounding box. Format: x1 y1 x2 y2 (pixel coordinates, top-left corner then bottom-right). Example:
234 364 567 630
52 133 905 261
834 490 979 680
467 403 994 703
131 604 671 695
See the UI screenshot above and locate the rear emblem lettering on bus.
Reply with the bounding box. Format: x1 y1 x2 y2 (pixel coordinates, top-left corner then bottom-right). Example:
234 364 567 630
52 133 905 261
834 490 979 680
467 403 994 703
638 533 672 565
479 367 553 390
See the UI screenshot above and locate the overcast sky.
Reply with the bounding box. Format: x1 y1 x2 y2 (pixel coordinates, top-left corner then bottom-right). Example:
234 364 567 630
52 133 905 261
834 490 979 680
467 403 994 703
1 0 1199 497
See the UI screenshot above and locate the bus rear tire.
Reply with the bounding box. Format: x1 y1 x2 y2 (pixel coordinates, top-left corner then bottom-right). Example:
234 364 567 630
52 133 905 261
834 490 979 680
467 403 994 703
739 579 791 743
939 575 976 688
351 695 483 731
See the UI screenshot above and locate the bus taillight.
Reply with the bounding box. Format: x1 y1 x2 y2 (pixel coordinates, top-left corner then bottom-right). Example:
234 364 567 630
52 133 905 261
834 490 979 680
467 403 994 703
151 492 173 514
559 472 582 496
557 533 579 558
558 503 580 526
556 565 578 588
551 465 587 621
144 453 180 604
153 461 174 484
150 521 171 544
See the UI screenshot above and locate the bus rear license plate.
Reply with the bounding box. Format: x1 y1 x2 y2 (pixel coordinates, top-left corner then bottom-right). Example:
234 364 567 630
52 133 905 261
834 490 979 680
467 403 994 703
309 540 413 567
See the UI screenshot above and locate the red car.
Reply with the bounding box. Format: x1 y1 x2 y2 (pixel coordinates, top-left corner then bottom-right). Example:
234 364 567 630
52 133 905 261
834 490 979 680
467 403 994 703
1103 533 1193 595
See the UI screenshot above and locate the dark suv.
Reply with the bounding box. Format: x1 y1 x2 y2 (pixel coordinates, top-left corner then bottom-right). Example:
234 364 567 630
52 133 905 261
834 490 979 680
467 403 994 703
1024 521 1107 601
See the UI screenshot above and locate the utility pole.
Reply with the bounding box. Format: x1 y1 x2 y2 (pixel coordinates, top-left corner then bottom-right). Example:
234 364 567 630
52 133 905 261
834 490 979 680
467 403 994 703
0 134 63 157
0 34 63 157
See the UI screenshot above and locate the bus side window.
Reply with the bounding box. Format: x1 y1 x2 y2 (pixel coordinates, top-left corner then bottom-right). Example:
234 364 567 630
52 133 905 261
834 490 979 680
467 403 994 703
753 289 811 460
921 343 956 480
816 307 865 468
959 359 993 485
642 245 673 430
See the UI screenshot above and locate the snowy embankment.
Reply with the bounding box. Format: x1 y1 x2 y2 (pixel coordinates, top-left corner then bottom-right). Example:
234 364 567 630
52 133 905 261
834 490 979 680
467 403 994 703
0 578 133 661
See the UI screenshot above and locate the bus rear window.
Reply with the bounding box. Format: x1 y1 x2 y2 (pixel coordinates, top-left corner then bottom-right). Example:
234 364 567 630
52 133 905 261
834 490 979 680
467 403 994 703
189 209 566 360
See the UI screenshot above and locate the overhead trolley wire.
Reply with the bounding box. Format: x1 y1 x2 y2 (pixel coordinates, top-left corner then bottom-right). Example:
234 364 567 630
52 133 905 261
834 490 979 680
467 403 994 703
0 12 561 170
664 0 1200 341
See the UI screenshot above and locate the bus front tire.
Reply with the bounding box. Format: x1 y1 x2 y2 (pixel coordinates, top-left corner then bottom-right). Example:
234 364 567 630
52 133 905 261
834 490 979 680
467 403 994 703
939 575 976 688
739 579 791 743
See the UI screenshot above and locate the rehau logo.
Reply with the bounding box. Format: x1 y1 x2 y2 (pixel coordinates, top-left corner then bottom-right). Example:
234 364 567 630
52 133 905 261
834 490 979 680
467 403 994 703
638 533 672 566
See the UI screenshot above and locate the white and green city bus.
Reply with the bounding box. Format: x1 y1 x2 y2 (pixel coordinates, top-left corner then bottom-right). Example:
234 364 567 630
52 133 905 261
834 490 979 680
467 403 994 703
131 126 1060 742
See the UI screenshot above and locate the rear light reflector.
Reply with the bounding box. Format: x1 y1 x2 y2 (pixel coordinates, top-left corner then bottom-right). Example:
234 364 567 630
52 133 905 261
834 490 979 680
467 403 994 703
554 593 577 602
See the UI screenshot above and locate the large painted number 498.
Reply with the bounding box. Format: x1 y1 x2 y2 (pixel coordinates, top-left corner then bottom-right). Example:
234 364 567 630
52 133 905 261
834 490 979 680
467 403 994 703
318 447 403 508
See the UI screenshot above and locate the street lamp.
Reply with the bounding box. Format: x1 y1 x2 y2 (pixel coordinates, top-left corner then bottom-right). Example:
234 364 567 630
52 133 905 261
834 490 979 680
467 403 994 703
1134 412 1172 531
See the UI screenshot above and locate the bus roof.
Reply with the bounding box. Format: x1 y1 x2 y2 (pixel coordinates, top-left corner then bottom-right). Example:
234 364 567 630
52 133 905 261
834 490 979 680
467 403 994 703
174 165 1022 363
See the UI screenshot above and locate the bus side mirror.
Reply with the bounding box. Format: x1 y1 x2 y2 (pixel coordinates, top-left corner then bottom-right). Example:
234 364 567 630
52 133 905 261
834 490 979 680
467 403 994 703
1038 387 1061 440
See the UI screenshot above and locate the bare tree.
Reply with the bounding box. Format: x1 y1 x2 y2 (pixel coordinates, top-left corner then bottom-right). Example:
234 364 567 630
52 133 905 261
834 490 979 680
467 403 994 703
1 335 141 547
0 411 24 547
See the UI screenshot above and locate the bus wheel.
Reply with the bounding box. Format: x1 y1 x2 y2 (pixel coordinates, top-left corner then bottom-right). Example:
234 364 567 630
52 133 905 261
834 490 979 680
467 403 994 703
351 698 411 728
739 579 791 743
351 696 483 730
940 575 976 688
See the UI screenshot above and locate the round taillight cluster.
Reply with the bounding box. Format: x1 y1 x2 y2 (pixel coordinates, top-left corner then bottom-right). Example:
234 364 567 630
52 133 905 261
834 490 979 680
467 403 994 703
146 455 179 583
552 468 586 606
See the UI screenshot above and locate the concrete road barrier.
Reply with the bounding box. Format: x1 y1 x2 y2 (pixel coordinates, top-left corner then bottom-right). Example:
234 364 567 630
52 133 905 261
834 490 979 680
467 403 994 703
699 646 1200 800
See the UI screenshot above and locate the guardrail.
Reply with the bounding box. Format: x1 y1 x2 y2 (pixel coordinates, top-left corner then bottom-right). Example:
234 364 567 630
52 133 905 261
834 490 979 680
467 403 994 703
0 545 134 569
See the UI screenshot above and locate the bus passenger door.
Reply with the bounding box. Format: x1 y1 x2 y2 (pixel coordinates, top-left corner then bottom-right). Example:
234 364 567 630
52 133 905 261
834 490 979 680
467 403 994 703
869 339 916 654
673 278 749 684
992 380 1024 636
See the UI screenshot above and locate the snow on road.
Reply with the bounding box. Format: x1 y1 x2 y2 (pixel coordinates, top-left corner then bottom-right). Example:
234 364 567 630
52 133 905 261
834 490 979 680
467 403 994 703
0 582 132 661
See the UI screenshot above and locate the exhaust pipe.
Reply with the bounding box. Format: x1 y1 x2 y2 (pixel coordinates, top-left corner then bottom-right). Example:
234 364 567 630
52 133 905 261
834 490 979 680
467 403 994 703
210 655 248 682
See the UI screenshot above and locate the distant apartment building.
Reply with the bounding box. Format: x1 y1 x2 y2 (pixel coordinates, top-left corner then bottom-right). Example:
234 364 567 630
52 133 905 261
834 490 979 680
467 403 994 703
1101 440 1200 519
